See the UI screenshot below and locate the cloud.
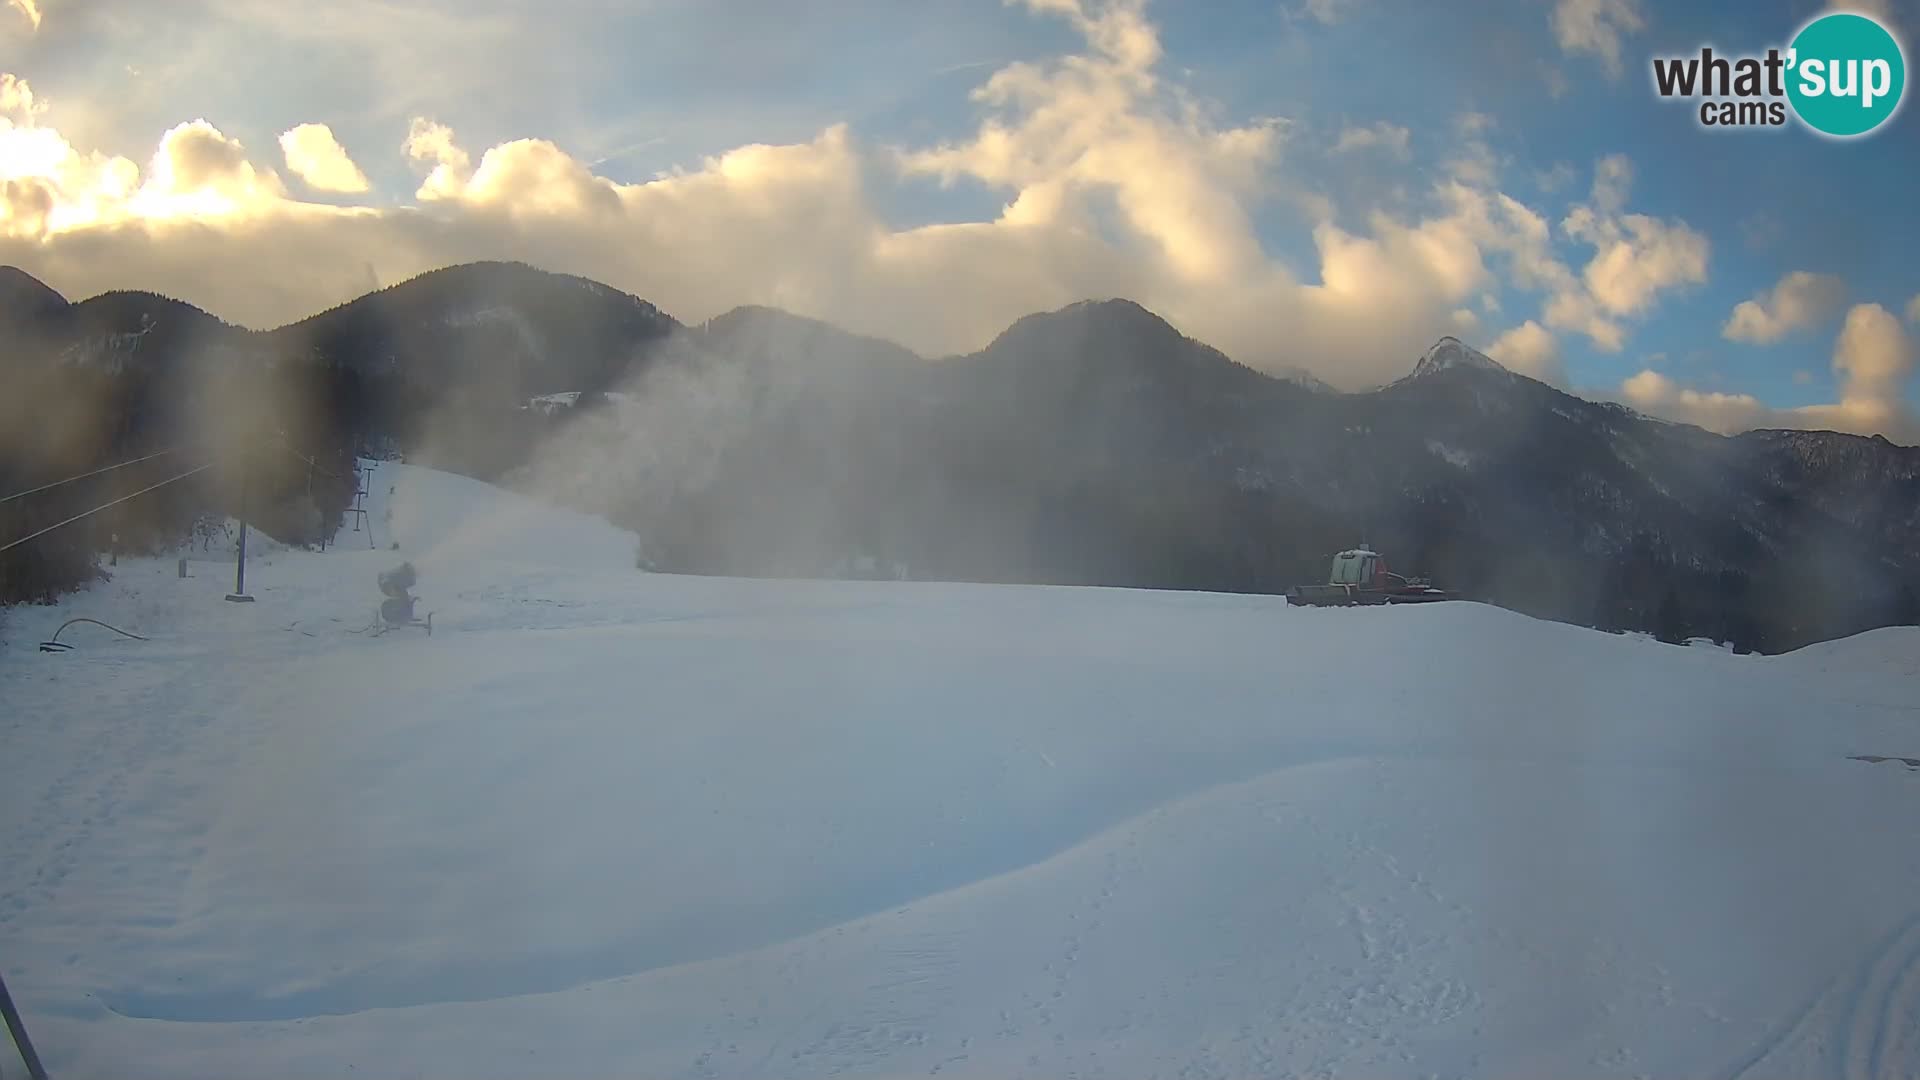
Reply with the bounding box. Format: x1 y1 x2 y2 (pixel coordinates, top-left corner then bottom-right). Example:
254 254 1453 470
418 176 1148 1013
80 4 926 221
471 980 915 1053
1552 0 1646 77
1442 112 1502 186
899 0 1272 286
280 124 371 194
1436 156 1702 354
1619 370 1773 434
1740 212 1783 253
405 117 472 201
1294 0 1356 25
140 1 526 136
1 79 142 237
1454 111 1495 136
1534 162 1576 192
1332 121 1410 158
1722 271 1846 344
1587 153 1632 214
1573 213 1708 313
1789 303 1916 440
1620 302 1916 441
1906 293 1920 323
1830 302 1912 403
0 71 33 111
1485 320 1566 386
6 0 39 31
0 73 39 121
590 136 667 168
1 108 294 238
140 120 285 209
0 3 1706 400
445 136 623 218
1554 155 1709 344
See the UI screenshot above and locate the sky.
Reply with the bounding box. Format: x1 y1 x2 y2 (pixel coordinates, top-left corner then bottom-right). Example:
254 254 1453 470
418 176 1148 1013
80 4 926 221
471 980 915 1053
1 0 1918 441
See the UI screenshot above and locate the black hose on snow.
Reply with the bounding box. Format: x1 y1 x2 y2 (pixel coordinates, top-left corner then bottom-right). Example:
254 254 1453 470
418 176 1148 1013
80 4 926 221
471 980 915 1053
38 618 150 653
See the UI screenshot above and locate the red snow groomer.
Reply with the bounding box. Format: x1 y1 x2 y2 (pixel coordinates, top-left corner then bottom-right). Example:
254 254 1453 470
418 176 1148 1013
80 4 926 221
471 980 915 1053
1285 547 1456 607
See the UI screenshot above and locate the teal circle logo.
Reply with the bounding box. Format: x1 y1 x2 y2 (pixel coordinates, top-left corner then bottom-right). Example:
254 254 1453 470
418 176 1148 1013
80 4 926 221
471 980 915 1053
1787 13 1906 137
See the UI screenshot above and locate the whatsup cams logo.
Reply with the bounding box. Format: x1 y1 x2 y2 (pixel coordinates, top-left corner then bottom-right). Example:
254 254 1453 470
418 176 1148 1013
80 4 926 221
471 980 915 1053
1651 11 1907 137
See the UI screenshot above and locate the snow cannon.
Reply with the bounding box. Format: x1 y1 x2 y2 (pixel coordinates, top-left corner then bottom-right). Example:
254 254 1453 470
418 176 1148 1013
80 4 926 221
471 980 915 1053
374 562 432 635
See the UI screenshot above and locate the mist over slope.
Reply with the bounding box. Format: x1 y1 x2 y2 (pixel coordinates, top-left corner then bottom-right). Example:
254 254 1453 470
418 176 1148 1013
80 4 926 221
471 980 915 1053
3 261 1917 651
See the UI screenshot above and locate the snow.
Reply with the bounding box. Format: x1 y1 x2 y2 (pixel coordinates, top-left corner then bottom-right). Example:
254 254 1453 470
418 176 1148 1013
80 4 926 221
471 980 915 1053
1275 366 1336 394
1771 625 1920 679
525 390 583 414
3 462 1919 1080
442 304 519 329
1407 337 1508 380
1231 465 1274 492
57 323 156 375
526 390 641 415
1425 440 1475 469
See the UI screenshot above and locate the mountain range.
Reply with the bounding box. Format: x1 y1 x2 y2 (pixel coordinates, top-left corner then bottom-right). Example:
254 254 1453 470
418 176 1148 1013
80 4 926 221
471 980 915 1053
3 260 1917 652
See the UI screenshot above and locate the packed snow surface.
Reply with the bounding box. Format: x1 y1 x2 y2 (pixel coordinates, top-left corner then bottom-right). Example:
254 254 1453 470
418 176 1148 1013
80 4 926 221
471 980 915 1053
3 463 1918 1079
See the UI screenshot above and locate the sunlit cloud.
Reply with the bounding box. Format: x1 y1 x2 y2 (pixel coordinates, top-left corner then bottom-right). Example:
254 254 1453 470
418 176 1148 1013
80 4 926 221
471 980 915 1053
1332 121 1411 159
6 0 40 32
1620 302 1916 441
132 120 287 221
1551 0 1645 77
0 72 39 119
1619 370 1773 434
1485 320 1565 386
0 0 1885 439
280 124 371 194
1830 302 1913 405
405 117 471 201
1563 156 1708 323
1722 271 1846 344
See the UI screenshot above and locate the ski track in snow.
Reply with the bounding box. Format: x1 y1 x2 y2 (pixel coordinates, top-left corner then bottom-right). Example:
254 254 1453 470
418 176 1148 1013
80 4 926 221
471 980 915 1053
2 461 1919 1079
1715 909 1920 1080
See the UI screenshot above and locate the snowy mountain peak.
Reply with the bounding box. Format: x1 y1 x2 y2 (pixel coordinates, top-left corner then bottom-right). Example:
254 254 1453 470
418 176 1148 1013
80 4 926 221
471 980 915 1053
1410 336 1507 379
1276 365 1336 393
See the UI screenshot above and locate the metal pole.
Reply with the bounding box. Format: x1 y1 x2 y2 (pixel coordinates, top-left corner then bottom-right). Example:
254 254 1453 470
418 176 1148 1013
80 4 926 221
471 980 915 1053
235 513 249 595
0 968 50 1080
225 457 254 603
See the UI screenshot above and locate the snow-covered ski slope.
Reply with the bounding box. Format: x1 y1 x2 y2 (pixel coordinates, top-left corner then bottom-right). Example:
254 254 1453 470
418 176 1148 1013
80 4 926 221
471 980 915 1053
3 462 1918 1080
